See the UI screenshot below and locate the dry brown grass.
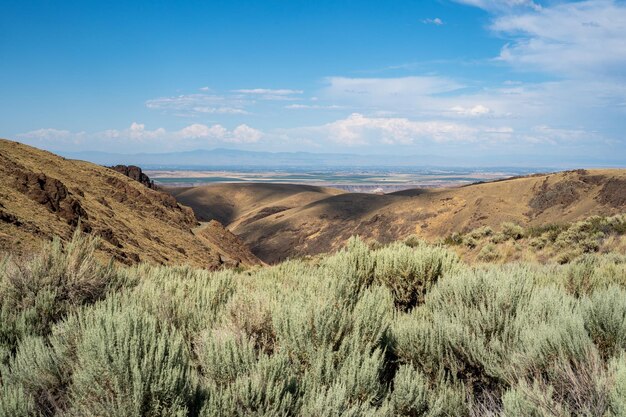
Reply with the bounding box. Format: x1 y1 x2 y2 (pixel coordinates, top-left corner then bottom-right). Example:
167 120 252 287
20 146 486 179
0 139 261 269
169 169 626 264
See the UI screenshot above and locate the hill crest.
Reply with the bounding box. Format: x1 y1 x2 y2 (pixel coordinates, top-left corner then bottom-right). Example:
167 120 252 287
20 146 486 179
168 169 626 263
0 139 261 269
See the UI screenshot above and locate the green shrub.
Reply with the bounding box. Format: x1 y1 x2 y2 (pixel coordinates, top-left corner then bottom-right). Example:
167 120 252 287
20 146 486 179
469 226 493 240
404 235 426 248
501 381 563 417
2 225 626 415
0 229 130 363
502 222 525 240
64 300 196 417
478 243 499 262
462 235 478 249
529 236 548 250
386 364 428 416
558 254 626 297
393 265 594 404
583 286 626 360
129 265 236 342
200 352 297 416
609 354 626 417
323 237 376 298
1 335 69 414
0 384 39 417
444 232 463 246
490 232 508 244
372 243 459 310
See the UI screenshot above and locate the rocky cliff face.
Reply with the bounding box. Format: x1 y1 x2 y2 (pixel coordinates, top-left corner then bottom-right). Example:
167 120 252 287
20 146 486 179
0 139 261 269
108 165 156 189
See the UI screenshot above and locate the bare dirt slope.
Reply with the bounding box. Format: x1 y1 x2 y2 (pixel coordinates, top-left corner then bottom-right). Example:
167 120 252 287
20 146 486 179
170 169 626 263
0 139 261 269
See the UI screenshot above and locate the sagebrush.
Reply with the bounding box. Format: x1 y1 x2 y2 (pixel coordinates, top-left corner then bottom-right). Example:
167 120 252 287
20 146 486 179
1 227 626 416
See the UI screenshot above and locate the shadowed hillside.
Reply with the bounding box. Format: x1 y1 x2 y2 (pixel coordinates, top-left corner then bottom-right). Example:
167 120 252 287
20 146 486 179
170 169 626 263
168 183 345 227
0 139 261 269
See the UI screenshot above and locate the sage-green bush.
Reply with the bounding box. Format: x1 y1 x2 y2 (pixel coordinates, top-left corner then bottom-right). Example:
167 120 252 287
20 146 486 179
64 300 195 417
0 229 131 364
2 229 626 416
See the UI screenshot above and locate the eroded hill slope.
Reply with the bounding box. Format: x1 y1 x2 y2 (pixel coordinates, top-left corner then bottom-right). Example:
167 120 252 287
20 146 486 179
0 139 261 269
170 169 626 263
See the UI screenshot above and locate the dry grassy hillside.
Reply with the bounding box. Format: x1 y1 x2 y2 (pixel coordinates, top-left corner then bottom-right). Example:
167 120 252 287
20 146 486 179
168 183 344 228
0 139 261 269
170 169 626 263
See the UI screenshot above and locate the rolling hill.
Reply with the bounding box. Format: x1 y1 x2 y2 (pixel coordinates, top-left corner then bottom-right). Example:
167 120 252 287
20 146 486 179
0 139 261 269
169 169 626 263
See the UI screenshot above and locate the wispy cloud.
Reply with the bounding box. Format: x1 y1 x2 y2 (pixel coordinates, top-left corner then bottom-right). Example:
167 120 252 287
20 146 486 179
285 104 343 110
145 94 249 116
232 88 303 95
232 88 304 101
18 128 85 142
422 18 444 25
325 76 463 97
321 76 465 112
453 0 541 12
491 0 626 79
450 104 491 117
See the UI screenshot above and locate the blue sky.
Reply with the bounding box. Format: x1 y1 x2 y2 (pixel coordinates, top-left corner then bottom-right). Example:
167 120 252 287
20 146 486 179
1 0 625 166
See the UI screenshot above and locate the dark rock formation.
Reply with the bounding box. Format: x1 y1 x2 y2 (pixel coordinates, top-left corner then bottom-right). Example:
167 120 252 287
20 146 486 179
597 178 626 208
529 177 582 215
108 165 156 189
12 170 87 226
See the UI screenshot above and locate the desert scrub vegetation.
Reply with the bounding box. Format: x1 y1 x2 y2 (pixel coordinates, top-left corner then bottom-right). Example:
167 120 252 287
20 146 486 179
443 213 626 264
1 229 626 416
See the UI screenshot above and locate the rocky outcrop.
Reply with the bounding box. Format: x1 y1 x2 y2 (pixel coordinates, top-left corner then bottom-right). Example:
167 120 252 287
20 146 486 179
108 165 156 189
528 177 583 215
597 178 626 208
0 139 261 270
9 161 87 226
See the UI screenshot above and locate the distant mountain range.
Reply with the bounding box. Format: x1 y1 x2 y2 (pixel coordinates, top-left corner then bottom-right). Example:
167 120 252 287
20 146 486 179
59 148 452 169
55 148 553 170
58 148 624 170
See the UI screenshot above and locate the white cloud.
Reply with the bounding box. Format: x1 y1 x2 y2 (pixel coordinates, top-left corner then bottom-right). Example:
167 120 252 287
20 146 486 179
145 93 249 116
232 124 264 143
289 113 512 146
285 104 343 110
453 0 541 12
193 107 248 115
102 122 166 140
279 113 602 149
232 88 304 101
176 123 227 139
422 17 444 25
233 88 303 95
18 122 264 148
199 86 211 91
325 76 463 98
522 125 598 144
450 104 492 116
321 76 465 112
18 128 81 141
491 1 626 79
